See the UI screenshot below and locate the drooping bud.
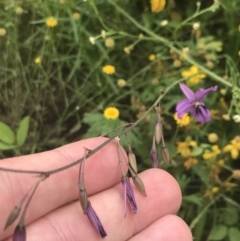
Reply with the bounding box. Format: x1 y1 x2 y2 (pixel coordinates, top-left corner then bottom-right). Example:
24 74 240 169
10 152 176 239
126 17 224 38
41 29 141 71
13 224 26 241
128 145 138 173
155 121 162 145
79 184 88 214
4 203 22 230
129 166 147 197
161 145 170 165
121 175 137 216
150 136 158 168
86 202 107 238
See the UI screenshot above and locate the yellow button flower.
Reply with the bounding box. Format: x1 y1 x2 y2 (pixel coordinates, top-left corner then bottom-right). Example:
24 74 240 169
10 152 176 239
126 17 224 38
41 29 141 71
0 28 6 36
117 79 126 88
149 54 156 61
184 158 198 169
177 137 197 158
72 12 80 20
174 113 190 127
34 57 41 64
105 38 115 48
102 65 115 75
203 145 221 160
223 136 240 159
46 17 58 27
150 0 166 13
103 107 119 120
208 133 218 143
181 66 206 86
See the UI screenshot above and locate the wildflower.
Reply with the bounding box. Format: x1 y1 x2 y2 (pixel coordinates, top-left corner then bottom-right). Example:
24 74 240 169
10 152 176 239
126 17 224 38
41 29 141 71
222 114 230 121
161 20 168 26
173 59 182 68
86 202 107 238
103 107 119 120
193 22 200 30
15 7 24 15
149 54 156 61
45 17 58 27
203 145 221 160
208 133 218 143
184 158 198 169
13 224 26 241
72 12 80 20
102 65 115 75
0 28 6 36
34 57 41 64
174 112 190 127
211 187 219 193
176 83 218 123
177 137 197 158
105 38 115 48
220 88 227 95
218 159 224 166
121 176 137 215
89 36 95 45
181 66 206 86
150 0 166 13
117 79 126 88
223 136 240 159
233 115 240 123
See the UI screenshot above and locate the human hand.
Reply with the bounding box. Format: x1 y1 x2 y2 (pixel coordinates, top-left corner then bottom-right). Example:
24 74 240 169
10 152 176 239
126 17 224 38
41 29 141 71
0 137 192 241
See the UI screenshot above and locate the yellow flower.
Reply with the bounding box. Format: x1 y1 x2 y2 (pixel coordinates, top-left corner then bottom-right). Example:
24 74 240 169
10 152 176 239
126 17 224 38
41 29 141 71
203 145 221 160
34 57 41 64
15 7 24 15
174 113 190 127
102 65 115 75
181 66 206 86
105 38 115 48
218 159 224 166
72 12 80 20
0 28 6 36
150 0 166 13
149 54 156 61
208 133 218 143
184 158 198 169
117 79 126 88
211 187 219 193
46 17 58 27
103 107 119 120
223 136 240 159
177 137 197 158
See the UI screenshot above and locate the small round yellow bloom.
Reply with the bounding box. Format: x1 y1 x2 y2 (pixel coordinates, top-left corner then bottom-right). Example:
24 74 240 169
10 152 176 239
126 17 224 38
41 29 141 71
72 12 80 20
0 28 6 36
149 54 156 61
181 65 206 86
222 114 230 121
173 59 182 68
34 57 41 64
117 79 126 88
218 159 224 166
150 0 166 13
211 187 219 193
208 133 218 143
15 7 24 15
184 158 198 169
174 113 190 127
103 107 119 120
105 38 115 48
46 17 58 28
102 65 115 75
151 78 159 86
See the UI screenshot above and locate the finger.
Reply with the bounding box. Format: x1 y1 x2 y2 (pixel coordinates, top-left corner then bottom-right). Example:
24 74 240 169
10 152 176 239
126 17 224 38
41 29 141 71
128 215 193 241
0 137 127 239
4 169 182 241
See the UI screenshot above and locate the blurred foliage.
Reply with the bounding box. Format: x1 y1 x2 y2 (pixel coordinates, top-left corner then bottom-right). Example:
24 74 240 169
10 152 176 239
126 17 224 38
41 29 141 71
1 0 240 239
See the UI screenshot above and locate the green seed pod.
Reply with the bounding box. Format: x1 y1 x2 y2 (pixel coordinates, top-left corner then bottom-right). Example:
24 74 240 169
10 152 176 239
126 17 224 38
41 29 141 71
128 151 138 174
161 146 170 165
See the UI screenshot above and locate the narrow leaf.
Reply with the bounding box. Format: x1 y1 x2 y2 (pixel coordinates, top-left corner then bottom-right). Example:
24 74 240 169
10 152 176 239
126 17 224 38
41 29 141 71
0 121 15 144
0 142 16 150
16 116 30 146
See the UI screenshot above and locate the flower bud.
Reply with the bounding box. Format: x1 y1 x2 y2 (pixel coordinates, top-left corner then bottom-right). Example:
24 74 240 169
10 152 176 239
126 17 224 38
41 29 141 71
150 136 158 168
161 146 170 165
155 121 162 145
232 170 240 180
128 150 138 174
129 167 147 197
13 224 26 241
4 204 22 230
79 185 88 214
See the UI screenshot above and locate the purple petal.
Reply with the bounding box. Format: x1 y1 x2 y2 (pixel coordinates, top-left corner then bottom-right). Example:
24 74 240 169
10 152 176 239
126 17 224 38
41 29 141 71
192 105 211 123
13 225 26 241
176 99 194 118
195 86 218 101
179 83 195 100
86 202 107 238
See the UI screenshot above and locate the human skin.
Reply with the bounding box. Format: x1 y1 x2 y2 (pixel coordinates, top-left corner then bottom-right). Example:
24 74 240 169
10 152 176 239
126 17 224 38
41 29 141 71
0 137 193 241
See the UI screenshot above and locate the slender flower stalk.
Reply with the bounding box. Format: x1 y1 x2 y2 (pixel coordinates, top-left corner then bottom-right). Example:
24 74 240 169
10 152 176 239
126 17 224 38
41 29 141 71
176 83 218 123
86 202 107 238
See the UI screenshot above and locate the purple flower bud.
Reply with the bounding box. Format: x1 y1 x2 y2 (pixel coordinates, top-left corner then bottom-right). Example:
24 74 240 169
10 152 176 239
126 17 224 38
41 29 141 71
86 202 107 238
150 149 158 168
121 176 137 216
13 224 26 241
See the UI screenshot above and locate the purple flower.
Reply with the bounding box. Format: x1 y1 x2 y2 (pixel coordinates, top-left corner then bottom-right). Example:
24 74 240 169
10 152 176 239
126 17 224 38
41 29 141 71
176 83 217 123
86 202 107 238
13 224 26 241
122 176 137 216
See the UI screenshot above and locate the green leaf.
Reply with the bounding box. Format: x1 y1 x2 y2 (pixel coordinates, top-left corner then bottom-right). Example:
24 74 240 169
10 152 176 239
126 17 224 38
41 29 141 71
16 116 30 146
0 142 16 150
209 225 228 240
0 121 15 144
191 147 203 156
183 194 203 206
222 209 239 226
228 227 240 241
